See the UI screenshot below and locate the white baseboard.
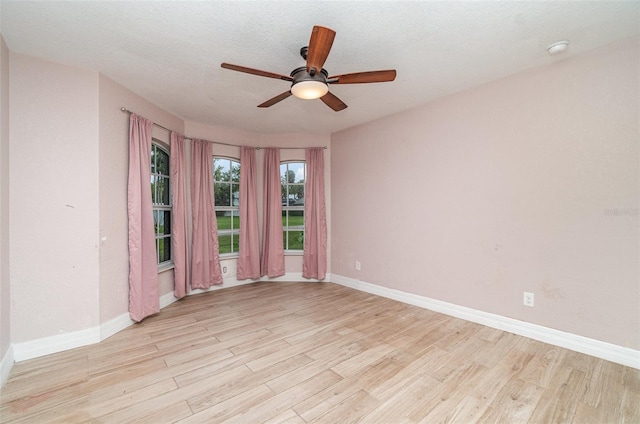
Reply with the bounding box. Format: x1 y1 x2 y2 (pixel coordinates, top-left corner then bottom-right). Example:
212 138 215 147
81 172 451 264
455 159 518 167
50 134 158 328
12 326 101 363
190 272 331 295
8 273 638 370
100 312 135 341
1 345 14 388
100 292 179 342
331 274 640 370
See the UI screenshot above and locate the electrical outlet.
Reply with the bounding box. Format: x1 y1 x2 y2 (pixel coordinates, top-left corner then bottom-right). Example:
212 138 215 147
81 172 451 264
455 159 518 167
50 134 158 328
355 261 361 271
523 292 534 307
223 266 228 274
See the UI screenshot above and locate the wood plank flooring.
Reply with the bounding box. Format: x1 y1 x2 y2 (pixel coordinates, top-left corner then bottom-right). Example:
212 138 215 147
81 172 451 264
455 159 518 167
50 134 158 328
1 282 639 423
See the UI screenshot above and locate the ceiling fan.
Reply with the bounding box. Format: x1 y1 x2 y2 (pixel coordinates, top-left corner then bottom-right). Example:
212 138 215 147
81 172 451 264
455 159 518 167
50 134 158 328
221 25 397 111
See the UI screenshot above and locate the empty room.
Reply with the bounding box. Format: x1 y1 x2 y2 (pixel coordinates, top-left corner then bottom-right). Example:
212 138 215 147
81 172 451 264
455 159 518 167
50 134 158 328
0 1 638 423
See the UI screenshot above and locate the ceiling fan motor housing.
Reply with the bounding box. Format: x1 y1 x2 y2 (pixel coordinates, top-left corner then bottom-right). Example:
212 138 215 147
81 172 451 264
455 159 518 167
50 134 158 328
290 66 328 85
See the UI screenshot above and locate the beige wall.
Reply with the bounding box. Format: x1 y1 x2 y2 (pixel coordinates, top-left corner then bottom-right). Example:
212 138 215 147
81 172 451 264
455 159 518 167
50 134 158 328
9 52 100 342
0 35 10 362
331 37 639 349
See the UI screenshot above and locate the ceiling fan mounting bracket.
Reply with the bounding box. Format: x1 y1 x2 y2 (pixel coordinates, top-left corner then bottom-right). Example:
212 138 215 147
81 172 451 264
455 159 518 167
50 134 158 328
300 46 309 60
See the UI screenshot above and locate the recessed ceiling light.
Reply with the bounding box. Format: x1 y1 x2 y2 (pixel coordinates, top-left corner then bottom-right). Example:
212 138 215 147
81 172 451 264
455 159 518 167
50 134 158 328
547 40 569 56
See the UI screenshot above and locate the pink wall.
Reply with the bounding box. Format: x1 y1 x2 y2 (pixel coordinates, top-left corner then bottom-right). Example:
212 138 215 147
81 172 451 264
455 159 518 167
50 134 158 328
0 35 10 362
98 74 184 323
331 37 639 349
10 53 101 342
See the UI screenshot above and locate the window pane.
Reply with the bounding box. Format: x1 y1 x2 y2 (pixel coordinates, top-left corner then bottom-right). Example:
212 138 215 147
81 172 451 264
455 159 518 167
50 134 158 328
215 182 231 207
157 176 170 205
218 234 232 254
231 161 240 183
286 231 304 250
158 237 171 263
156 209 164 234
216 210 232 230
232 233 239 253
289 184 304 204
288 162 305 183
214 158 230 182
214 157 240 256
153 210 159 235
151 146 156 173
156 148 169 175
162 211 171 235
288 210 304 228
150 176 157 204
232 183 239 207
158 238 164 262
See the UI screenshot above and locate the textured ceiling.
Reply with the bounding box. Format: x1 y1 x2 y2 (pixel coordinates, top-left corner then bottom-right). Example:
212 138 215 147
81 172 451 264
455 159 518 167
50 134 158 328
1 1 639 135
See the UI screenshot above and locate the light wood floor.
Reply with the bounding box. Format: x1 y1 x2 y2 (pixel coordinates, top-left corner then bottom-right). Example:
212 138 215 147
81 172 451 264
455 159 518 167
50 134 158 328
1 282 639 423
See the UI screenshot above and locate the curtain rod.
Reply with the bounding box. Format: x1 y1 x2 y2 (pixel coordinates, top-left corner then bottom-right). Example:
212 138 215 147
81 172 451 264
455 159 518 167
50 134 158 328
121 107 327 150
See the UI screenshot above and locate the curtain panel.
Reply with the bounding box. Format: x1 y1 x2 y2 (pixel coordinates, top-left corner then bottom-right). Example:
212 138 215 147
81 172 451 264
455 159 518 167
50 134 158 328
127 114 160 322
260 148 285 277
170 132 190 298
302 147 328 280
237 146 260 279
190 138 223 288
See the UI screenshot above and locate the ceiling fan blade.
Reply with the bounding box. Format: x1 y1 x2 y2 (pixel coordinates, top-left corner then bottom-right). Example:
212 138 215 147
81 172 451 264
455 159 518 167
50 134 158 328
306 26 336 76
328 70 397 84
320 91 347 112
221 63 293 81
258 91 293 108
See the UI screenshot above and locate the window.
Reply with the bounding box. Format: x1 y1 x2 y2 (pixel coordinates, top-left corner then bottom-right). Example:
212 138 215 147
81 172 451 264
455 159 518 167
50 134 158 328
151 142 172 266
214 157 240 255
281 161 305 251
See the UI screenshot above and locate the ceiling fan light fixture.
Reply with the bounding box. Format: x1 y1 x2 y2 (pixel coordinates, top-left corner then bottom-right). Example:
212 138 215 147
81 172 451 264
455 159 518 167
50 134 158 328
291 80 328 100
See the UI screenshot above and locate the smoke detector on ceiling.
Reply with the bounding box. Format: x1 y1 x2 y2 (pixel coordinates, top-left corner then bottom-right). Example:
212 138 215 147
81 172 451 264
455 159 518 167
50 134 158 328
547 40 569 56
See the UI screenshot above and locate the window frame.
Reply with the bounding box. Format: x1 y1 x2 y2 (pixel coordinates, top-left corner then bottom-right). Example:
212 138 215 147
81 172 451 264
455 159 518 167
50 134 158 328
151 141 173 270
281 161 305 253
213 156 241 257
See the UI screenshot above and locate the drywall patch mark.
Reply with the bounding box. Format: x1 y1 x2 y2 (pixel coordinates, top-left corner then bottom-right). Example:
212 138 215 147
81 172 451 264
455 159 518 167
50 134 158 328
604 208 638 217
541 282 565 301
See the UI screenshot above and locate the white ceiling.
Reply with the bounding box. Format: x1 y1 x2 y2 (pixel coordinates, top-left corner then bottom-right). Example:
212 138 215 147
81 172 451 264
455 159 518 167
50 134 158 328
1 1 639 135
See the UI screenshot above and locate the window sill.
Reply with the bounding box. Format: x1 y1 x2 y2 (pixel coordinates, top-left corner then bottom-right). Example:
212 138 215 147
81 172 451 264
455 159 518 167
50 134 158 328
157 261 175 273
219 253 239 259
284 251 303 256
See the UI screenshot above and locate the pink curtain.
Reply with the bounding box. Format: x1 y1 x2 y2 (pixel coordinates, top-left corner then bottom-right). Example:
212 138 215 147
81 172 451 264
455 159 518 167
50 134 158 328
237 146 260 279
170 132 190 298
302 147 328 280
261 148 285 277
190 138 223 288
127 114 159 322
